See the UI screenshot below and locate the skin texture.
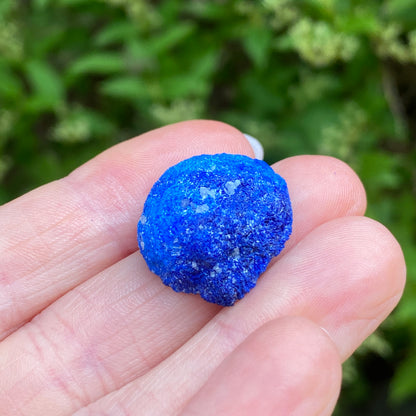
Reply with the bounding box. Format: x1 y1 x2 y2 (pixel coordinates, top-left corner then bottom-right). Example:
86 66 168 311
0 120 406 416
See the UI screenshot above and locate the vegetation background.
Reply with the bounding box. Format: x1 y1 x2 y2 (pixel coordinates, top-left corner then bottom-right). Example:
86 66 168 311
0 0 415 413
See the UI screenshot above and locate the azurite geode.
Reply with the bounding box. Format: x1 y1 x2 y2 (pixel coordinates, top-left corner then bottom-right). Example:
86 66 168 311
137 153 292 306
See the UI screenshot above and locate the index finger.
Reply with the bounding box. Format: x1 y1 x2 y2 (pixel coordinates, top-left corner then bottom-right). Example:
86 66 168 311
0 120 253 339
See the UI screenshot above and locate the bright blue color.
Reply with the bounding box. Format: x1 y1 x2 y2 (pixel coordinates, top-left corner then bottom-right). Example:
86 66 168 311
137 153 292 306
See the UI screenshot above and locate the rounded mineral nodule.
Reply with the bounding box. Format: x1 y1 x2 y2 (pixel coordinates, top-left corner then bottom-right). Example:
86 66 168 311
137 153 292 306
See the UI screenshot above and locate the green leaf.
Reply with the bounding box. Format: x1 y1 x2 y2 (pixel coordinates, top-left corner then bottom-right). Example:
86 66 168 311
0 0 14 17
335 8 380 35
68 53 125 76
390 352 416 403
158 50 218 99
387 0 416 16
25 60 64 109
184 1 229 19
100 76 148 100
0 65 23 99
192 49 219 78
358 152 401 191
81 109 115 137
94 22 137 47
32 0 51 9
148 23 196 54
58 0 92 6
385 0 416 25
126 39 153 62
242 26 273 69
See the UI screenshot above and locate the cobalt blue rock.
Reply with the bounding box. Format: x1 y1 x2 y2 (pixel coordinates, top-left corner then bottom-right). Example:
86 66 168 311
137 153 292 306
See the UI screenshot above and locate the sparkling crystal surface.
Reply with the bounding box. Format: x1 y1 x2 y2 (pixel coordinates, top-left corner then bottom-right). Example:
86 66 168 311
137 153 292 306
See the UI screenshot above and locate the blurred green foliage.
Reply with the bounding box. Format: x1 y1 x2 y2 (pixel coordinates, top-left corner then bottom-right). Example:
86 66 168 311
0 0 415 413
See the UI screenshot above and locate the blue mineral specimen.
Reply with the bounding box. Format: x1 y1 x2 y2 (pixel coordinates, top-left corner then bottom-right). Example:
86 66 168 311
137 153 292 306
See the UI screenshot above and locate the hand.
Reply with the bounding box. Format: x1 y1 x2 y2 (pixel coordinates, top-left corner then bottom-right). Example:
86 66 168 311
0 121 405 416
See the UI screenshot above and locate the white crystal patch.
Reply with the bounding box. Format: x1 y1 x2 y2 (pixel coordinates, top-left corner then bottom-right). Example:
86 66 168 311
213 264 222 273
231 247 240 259
200 186 216 200
225 179 241 195
195 204 209 213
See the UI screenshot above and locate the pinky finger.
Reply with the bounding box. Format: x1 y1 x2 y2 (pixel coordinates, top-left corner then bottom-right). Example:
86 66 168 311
182 316 342 416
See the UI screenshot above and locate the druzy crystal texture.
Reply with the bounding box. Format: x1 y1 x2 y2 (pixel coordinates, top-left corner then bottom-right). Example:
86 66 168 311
137 153 292 306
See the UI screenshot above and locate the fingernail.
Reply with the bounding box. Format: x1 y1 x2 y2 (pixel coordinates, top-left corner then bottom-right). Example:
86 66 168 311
243 133 264 160
320 326 334 342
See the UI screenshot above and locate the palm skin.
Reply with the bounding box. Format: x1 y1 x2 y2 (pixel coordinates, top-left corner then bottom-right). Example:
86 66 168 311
0 121 406 416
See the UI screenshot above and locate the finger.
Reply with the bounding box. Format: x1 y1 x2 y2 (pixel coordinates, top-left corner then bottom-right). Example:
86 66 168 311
275 155 366 254
0 120 253 339
181 317 341 416
78 216 404 415
0 156 367 415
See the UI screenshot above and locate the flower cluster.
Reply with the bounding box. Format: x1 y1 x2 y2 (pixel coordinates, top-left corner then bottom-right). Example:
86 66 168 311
289 70 337 109
52 113 91 144
0 19 23 61
289 18 360 67
319 102 367 161
376 23 416 64
101 0 160 28
262 0 299 29
150 98 205 126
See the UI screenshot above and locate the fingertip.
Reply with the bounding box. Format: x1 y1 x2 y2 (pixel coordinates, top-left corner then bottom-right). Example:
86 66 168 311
258 316 343 405
272 155 367 252
276 155 367 216
183 316 342 416
276 215 406 360
66 120 255 195
353 216 406 299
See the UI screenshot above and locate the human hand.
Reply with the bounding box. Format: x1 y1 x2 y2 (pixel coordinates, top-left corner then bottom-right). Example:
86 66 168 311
0 121 406 415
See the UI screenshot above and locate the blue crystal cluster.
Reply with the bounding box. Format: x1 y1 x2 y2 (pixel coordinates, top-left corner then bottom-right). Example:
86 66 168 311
137 153 292 306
